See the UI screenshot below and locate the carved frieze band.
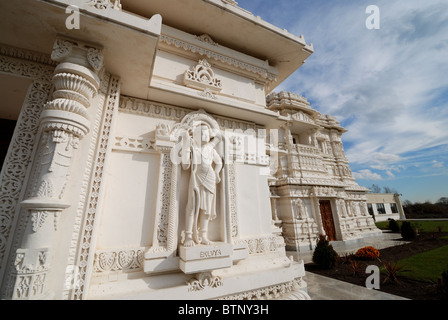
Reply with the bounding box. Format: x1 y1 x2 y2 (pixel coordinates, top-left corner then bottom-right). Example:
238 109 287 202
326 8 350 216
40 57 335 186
0 44 57 67
219 278 309 300
61 72 112 300
112 134 268 169
93 248 144 273
160 34 277 82
156 152 172 247
113 136 155 153
228 163 238 238
234 235 284 255
72 76 120 300
118 95 262 132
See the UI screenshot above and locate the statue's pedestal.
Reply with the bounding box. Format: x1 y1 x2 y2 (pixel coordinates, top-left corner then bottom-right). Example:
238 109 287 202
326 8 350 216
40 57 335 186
179 242 233 274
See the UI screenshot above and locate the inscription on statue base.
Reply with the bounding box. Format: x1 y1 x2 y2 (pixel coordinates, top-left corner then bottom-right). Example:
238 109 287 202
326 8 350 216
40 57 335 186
179 243 233 274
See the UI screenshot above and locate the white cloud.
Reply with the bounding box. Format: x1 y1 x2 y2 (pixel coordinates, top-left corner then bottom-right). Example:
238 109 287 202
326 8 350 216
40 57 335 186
237 0 448 201
432 160 444 168
352 169 383 180
276 0 448 173
385 170 396 179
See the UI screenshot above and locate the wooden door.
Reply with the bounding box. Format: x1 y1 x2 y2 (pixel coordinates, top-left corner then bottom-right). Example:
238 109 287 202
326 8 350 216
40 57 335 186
319 200 336 241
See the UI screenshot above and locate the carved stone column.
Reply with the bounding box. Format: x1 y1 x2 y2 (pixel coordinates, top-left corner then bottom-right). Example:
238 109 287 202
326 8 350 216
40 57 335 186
8 38 102 299
311 197 326 236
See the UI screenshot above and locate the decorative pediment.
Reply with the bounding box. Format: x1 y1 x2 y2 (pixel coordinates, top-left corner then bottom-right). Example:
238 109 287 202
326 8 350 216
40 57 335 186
184 59 223 94
195 34 218 46
291 111 314 124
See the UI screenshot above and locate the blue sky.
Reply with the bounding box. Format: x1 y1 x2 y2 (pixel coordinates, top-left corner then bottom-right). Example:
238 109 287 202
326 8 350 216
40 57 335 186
237 0 448 203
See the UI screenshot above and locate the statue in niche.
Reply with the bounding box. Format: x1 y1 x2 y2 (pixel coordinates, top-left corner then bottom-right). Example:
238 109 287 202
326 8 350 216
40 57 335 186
294 198 308 220
181 123 223 247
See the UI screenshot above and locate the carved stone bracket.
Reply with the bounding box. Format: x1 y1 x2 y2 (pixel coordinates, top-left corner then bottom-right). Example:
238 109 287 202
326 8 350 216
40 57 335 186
219 277 310 300
28 210 62 233
186 272 223 292
30 211 48 232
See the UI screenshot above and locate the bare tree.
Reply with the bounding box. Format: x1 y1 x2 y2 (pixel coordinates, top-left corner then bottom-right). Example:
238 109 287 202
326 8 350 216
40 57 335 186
437 197 448 206
383 186 398 194
369 184 382 193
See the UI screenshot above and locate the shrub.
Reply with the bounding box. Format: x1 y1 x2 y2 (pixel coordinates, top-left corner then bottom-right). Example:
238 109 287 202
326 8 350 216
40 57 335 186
350 259 362 276
388 218 400 232
355 246 380 260
437 265 448 300
339 252 354 265
401 221 416 240
383 261 406 284
312 234 338 269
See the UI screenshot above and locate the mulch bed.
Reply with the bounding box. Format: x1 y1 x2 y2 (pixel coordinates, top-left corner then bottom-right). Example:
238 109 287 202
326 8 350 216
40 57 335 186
305 232 448 300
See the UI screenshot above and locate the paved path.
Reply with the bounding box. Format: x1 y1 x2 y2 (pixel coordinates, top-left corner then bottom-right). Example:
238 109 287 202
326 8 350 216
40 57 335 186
304 272 408 300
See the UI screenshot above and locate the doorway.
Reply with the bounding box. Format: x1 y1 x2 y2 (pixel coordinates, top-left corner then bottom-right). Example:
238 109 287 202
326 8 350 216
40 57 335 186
0 119 17 170
0 73 33 171
319 200 337 241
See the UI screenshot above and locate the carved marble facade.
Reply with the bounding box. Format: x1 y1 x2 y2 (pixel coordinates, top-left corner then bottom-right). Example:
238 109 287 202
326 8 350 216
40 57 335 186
266 91 381 251
0 0 378 300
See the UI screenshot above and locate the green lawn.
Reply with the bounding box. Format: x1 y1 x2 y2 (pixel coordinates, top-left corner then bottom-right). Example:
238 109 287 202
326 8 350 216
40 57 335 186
395 245 448 282
375 221 390 230
375 220 448 233
374 219 448 283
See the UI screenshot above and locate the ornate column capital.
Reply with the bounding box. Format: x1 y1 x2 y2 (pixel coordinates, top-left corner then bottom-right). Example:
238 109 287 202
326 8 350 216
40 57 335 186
51 37 104 78
41 37 104 138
